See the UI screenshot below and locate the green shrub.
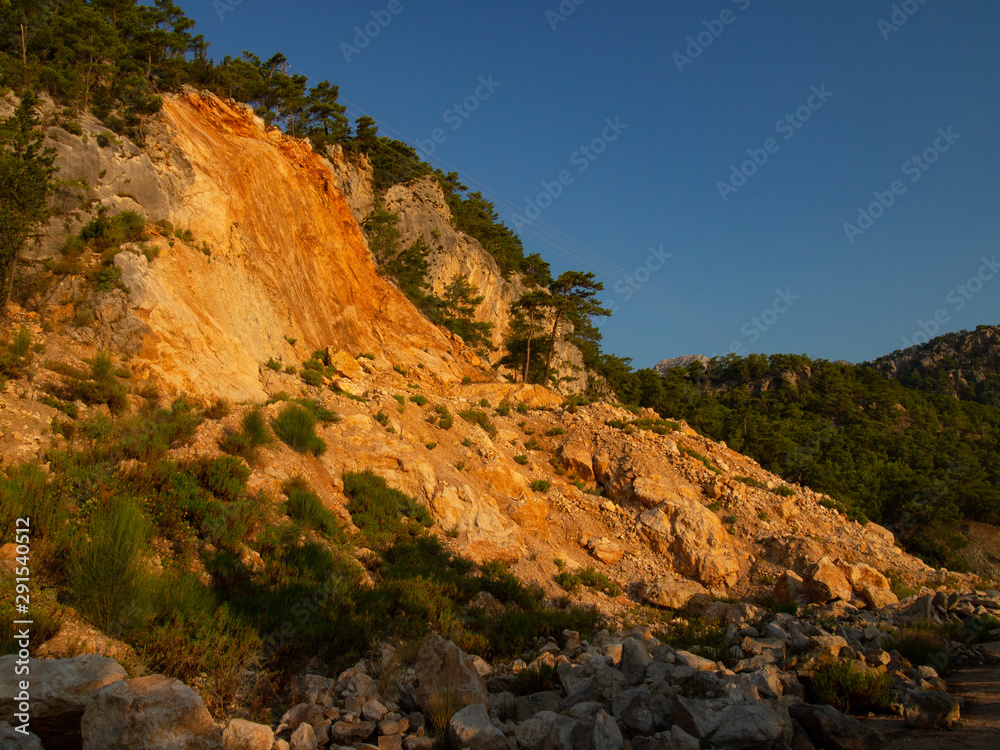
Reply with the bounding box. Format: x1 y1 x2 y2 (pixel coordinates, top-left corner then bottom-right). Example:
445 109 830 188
409 395 428 406
774 485 795 497
301 369 323 387
203 398 230 420
342 471 432 548
809 661 893 714
458 409 496 437
892 628 949 669
283 476 346 542
496 401 511 417
264 358 281 371
514 455 529 465
219 407 273 464
52 350 129 414
679 446 721 474
478 398 490 408
545 427 565 437
375 410 390 426
524 438 541 451
291 398 339 423
735 475 767 489
759 595 799 615
433 405 453 429
69 499 154 635
530 479 551 493
555 567 621 597
516 402 530 414
272 404 326 455
189 455 250 502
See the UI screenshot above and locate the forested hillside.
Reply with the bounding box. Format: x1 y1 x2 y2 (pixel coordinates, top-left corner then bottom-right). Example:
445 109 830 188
867 324 1000 407
607 349 1000 571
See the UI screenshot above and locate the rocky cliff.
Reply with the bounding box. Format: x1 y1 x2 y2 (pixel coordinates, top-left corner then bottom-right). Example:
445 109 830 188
330 159 588 391
21 91 474 402
866 324 1000 406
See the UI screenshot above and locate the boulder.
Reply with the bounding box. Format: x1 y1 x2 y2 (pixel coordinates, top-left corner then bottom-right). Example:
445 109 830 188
788 702 883 750
513 710 557 750
560 442 594 481
619 638 653 686
0 654 128 749
288 722 317 750
446 704 508 750
773 570 809 604
836 561 890 594
639 577 709 611
710 703 787 748
81 675 222 749
806 557 853 603
222 719 274 750
0 721 43 750
902 690 961 728
327 350 363 380
412 635 487 716
860 585 898 610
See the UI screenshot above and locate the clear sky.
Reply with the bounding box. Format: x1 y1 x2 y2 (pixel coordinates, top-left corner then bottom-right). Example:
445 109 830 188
182 0 1000 367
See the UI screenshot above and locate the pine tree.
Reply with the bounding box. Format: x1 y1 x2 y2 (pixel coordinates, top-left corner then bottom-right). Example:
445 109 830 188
542 271 610 386
0 90 57 313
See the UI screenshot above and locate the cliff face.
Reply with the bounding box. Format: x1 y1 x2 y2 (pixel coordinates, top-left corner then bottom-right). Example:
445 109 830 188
866 325 1000 406
34 92 468 401
381 176 587 391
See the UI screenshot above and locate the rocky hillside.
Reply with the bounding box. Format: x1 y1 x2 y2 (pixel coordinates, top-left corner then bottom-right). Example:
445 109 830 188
3 86 995 750
865 325 1000 407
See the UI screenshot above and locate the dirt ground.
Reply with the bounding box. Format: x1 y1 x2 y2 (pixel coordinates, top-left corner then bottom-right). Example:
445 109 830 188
865 667 1000 750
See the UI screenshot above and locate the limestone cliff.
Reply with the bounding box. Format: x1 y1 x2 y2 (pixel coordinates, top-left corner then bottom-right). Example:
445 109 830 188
328 157 588 391
28 92 472 401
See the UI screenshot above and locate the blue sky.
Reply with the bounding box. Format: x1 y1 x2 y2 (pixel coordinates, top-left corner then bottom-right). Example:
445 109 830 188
185 0 1000 367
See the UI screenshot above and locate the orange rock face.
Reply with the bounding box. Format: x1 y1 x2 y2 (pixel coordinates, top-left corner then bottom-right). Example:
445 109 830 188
131 93 461 400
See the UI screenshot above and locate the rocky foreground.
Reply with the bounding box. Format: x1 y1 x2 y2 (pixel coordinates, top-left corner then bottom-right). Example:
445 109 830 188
3 589 1000 750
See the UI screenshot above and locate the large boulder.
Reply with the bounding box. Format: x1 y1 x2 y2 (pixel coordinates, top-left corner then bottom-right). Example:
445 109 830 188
806 557 853 603
860 585 898 610
619 638 653 686
560 441 595 481
0 654 127 749
773 570 809 604
222 719 273 750
636 484 740 592
902 690 961 728
446 703 508 750
639 577 709 611
81 675 222 750
836 561 890 593
412 635 487 717
788 702 884 750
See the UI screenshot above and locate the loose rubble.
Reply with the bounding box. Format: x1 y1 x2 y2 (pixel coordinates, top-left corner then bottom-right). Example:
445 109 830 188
4 590 1000 749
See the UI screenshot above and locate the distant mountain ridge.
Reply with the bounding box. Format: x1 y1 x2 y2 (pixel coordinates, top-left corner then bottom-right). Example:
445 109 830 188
864 324 1000 407
654 354 709 373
